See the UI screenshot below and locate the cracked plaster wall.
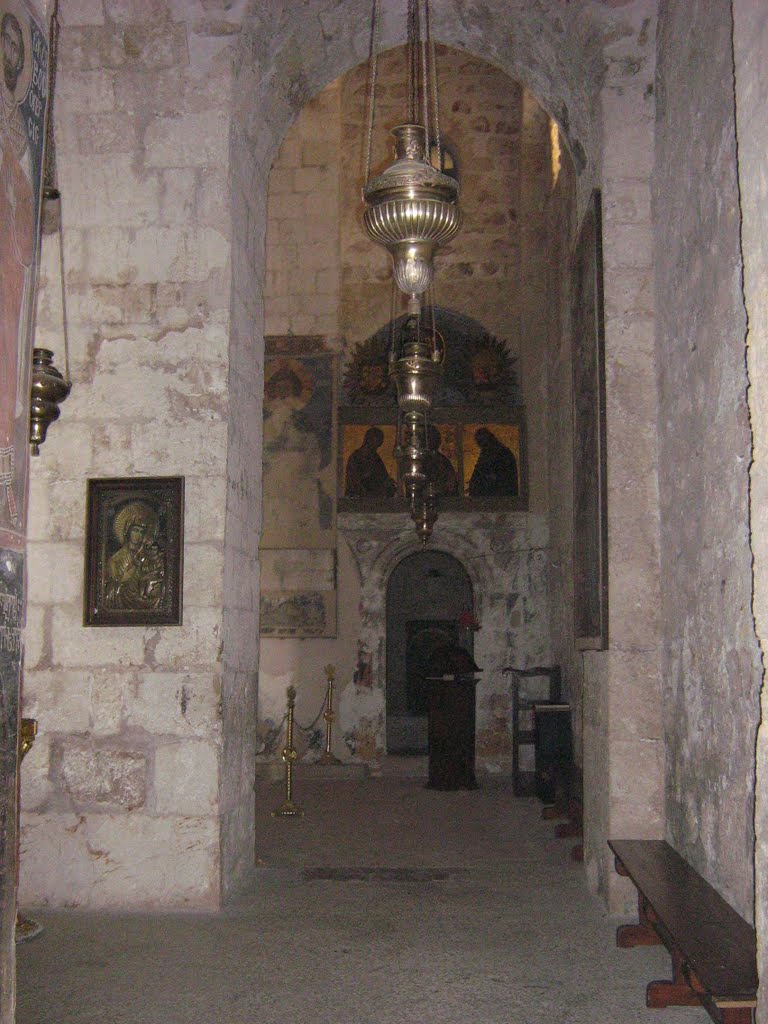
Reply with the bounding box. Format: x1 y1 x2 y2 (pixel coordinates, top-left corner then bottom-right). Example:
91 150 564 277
653 0 762 922
733 3 768 1007
337 513 551 771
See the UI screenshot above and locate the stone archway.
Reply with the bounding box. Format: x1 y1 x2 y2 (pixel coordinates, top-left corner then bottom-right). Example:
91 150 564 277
229 0 662 909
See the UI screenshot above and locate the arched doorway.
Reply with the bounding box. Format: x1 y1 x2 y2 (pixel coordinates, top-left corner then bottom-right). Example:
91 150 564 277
386 550 473 754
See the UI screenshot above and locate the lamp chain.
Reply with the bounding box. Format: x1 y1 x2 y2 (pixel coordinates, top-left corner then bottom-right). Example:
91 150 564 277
420 0 430 148
407 0 416 123
44 0 71 387
42 0 59 196
363 0 379 186
428 3 442 167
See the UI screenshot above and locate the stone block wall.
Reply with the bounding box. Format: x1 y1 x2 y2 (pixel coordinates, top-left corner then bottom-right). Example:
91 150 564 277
21 0 240 910
654 0 761 921
264 81 341 340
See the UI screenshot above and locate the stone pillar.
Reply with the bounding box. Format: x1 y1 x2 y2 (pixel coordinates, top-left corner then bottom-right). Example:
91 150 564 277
583 4 665 911
21 2 238 910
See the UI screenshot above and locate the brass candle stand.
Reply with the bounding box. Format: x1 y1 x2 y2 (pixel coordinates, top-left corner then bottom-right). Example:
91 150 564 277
16 718 42 943
319 664 342 765
272 686 304 818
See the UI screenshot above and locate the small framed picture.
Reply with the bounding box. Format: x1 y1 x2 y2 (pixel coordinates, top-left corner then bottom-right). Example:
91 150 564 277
84 477 184 627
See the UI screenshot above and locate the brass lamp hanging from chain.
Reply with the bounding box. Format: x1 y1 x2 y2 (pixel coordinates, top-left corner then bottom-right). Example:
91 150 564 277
363 122 460 304
29 347 70 456
361 0 460 545
29 11 71 457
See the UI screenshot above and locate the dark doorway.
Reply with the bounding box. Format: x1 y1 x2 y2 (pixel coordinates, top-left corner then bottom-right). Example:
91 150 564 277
386 551 474 754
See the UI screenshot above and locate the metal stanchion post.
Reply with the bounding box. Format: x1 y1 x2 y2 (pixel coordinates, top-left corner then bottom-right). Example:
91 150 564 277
319 664 342 766
272 686 304 818
16 718 42 942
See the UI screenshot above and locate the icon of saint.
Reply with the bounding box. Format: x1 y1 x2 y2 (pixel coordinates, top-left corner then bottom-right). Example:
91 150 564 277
105 501 166 611
345 426 397 497
468 428 519 497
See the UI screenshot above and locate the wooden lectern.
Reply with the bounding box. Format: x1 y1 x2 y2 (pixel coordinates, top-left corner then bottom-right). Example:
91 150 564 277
426 644 481 791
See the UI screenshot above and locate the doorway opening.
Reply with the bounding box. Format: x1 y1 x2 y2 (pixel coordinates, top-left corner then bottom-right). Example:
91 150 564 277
386 550 474 754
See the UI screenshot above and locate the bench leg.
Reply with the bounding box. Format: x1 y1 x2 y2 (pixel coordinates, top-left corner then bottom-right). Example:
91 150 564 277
617 894 663 948
646 948 701 1008
718 1009 754 1024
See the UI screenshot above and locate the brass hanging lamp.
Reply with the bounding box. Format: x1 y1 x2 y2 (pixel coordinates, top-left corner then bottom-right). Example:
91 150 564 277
29 344 70 456
363 122 460 303
362 0 460 544
29 7 71 456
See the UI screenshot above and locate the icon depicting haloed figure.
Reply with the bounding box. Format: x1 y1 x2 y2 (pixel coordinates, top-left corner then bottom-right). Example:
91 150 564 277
345 426 398 498
468 427 519 497
105 502 166 611
0 6 35 527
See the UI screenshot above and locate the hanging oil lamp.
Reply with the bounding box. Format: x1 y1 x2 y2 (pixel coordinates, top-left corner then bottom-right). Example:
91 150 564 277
361 0 460 544
29 348 70 456
363 122 460 306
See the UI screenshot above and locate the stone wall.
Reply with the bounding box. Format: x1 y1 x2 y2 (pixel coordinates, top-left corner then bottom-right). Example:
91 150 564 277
264 81 341 340
654 0 761 921
21 1 239 909
544 137 579 751
581 1 665 909
733 3 768 1010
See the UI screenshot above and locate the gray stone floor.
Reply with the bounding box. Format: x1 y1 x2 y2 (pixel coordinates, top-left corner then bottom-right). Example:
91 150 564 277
16 772 707 1024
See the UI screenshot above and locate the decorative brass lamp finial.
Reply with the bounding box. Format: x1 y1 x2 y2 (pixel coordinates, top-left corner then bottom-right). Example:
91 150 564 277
29 348 70 455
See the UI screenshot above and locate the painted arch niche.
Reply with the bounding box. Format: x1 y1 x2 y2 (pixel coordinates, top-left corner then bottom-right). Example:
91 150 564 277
386 549 474 754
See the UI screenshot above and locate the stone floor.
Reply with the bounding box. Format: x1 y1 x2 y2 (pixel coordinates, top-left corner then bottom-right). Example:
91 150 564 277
16 769 706 1024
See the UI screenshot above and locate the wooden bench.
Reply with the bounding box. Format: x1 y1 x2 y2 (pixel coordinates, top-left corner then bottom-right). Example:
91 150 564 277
609 839 757 1024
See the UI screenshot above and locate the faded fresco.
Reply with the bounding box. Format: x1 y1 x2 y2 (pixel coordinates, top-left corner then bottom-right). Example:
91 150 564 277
260 548 336 637
0 0 48 552
260 341 337 637
261 350 335 547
